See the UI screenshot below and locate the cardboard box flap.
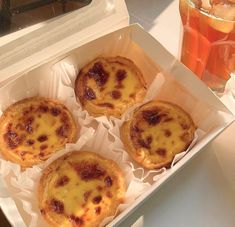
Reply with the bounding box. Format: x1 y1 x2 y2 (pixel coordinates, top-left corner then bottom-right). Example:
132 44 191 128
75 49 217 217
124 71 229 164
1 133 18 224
130 25 233 115
0 23 234 227
0 0 129 84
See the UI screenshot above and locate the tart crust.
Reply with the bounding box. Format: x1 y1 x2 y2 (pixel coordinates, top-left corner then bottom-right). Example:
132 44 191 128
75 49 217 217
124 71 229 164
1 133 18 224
0 97 77 168
75 56 146 118
121 100 196 169
38 151 126 227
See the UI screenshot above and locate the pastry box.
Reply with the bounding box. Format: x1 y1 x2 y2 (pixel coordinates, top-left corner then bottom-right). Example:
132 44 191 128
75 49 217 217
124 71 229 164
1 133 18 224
0 1 234 227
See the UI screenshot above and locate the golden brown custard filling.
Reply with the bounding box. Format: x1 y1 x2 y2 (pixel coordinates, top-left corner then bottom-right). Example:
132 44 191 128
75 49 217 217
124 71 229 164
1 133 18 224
39 152 125 227
0 98 77 167
128 101 196 167
76 57 146 117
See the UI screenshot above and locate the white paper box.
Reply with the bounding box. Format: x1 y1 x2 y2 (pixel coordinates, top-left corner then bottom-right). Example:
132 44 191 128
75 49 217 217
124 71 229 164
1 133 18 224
0 0 129 85
0 1 234 227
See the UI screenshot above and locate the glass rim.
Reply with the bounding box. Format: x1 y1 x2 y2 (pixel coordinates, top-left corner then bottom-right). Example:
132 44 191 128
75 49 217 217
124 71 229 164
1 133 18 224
183 0 235 23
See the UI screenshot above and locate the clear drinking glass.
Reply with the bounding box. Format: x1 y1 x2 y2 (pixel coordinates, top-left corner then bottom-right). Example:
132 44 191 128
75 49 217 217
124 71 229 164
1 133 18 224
179 0 235 95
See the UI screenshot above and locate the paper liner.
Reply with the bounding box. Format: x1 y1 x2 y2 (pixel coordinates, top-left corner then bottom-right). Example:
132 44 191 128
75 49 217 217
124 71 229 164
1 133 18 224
52 61 167 128
51 61 206 181
0 58 149 227
0 60 96 174
109 124 204 183
107 74 205 182
0 58 207 227
0 21 234 227
53 61 116 129
3 122 150 227
0 58 98 227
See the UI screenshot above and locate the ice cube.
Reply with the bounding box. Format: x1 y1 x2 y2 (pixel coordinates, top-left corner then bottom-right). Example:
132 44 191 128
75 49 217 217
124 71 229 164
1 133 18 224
201 0 212 10
191 0 202 8
211 3 235 21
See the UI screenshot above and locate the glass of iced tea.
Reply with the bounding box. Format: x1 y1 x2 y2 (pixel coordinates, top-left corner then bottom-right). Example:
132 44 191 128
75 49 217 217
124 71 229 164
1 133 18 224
179 0 235 94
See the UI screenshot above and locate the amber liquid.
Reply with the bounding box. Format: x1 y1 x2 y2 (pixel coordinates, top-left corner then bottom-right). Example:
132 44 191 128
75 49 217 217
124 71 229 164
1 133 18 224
179 0 235 93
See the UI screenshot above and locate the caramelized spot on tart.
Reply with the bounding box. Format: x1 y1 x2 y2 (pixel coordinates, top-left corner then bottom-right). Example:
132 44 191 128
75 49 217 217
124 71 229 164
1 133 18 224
106 191 112 198
88 62 109 86
138 139 151 149
19 151 27 160
26 116 34 123
69 215 84 225
164 129 172 137
24 117 34 134
142 109 164 125
56 124 70 137
25 124 33 134
39 152 45 157
37 135 48 142
15 123 24 130
23 109 30 115
40 209 45 215
38 105 49 113
129 93 135 98
115 69 127 89
111 90 121 99
115 84 124 89
95 206 101 215
26 139 35 145
146 136 152 144
133 125 143 133
50 107 61 116
7 123 12 130
96 186 103 191
83 190 92 202
98 103 114 109
104 176 113 187
180 122 189 130
163 117 173 122
92 195 102 204
56 176 70 187
116 69 127 81
60 114 69 126
40 144 48 150
156 148 166 156
50 199 64 214
4 131 23 149
180 132 190 142
73 162 106 181
84 87 96 100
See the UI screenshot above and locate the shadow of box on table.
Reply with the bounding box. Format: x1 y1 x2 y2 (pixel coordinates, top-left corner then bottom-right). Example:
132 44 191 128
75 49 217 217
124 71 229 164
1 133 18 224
0 0 92 36
0 208 11 227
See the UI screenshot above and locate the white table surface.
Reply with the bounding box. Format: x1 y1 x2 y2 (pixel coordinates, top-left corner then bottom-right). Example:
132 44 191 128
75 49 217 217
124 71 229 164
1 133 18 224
1 1 235 227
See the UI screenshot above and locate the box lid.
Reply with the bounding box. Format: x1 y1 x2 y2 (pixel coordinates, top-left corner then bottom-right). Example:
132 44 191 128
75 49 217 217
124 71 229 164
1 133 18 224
0 0 129 85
